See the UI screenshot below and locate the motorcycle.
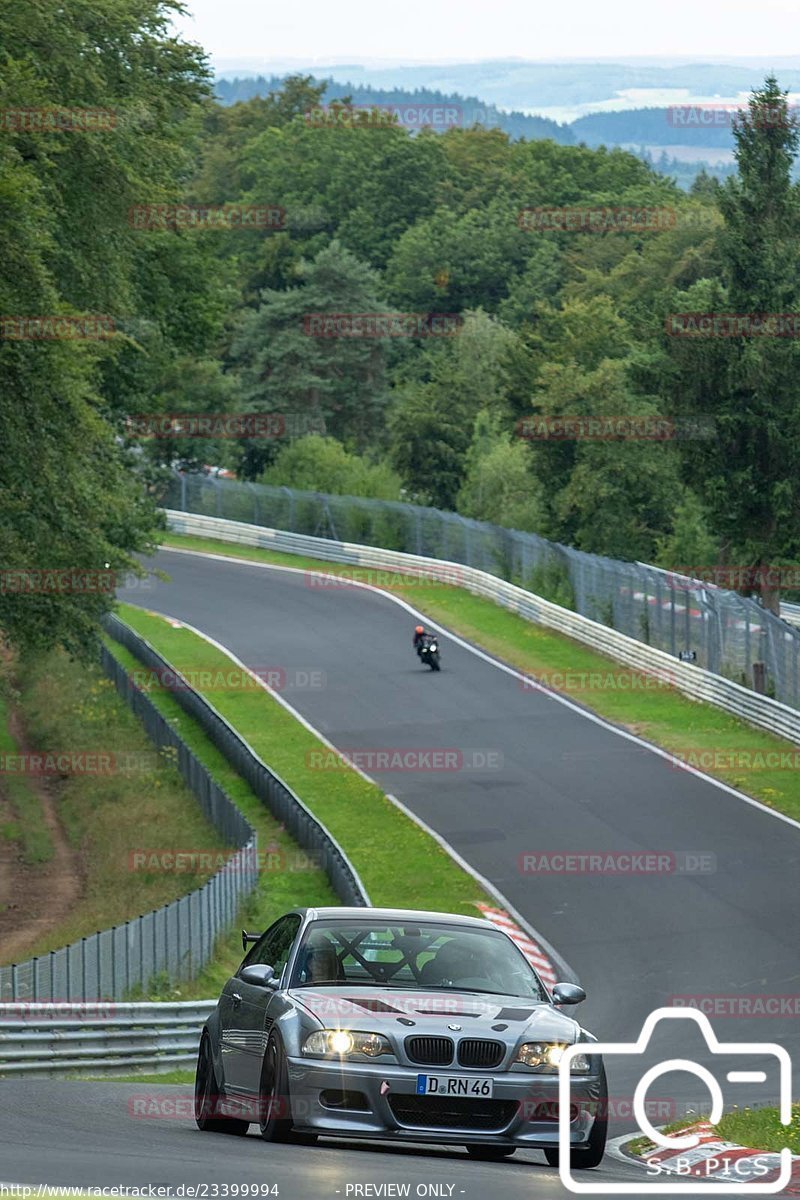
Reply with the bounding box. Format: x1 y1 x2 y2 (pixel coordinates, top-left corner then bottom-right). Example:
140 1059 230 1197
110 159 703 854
418 635 441 672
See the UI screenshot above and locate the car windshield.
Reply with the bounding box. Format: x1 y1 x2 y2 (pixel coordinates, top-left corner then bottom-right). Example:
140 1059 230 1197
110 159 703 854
290 918 547 1000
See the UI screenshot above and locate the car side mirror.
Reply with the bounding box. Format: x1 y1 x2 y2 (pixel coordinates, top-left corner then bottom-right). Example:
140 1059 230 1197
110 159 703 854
552 982 586 1006
240 963 279 990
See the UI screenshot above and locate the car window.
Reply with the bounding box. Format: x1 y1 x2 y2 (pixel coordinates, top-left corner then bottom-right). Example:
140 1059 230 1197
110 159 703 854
241 914 301 979
290 919 546 999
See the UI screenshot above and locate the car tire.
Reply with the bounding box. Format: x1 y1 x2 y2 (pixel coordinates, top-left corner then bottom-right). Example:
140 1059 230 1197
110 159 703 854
259 1033 294 1143
466 1146 516 1160
195 1033 250 1135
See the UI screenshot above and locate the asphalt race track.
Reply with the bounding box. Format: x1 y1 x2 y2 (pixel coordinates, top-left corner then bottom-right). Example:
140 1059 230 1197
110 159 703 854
5 544 797 1197
0 1080 653 1194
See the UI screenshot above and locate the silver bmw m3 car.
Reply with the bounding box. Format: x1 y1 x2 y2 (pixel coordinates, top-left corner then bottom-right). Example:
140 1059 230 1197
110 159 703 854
195 906 607 1166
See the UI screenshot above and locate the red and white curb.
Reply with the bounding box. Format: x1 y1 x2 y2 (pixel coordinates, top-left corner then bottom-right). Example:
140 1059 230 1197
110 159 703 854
475 902 558 991
612 1121 800 1191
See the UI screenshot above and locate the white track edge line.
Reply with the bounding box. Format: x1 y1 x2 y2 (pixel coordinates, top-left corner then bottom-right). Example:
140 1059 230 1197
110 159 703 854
157 544 800 838
124 603 575 988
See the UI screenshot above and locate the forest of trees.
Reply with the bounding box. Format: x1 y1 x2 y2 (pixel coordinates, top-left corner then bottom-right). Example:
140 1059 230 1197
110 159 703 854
3 0 800 657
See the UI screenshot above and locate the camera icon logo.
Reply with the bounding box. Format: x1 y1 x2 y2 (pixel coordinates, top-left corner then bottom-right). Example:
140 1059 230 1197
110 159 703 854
558 1007 792 1194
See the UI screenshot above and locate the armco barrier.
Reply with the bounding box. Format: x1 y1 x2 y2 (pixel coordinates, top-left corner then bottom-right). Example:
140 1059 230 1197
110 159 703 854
166 510 800 747
0 640 259 1004
166 474 800 707
0 1001 214 1076
103 613 370 909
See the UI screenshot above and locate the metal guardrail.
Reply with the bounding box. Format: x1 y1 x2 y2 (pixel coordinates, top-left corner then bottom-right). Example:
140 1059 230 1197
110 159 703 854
0 616 369 1065
0 640 259 1004
166 510 800 748
103 613 370 910
165 473 800 709
0 1001 214 1076
782 602 800 628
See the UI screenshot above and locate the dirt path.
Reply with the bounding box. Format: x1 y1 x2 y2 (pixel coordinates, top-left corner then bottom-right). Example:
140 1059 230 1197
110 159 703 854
0 709 84 966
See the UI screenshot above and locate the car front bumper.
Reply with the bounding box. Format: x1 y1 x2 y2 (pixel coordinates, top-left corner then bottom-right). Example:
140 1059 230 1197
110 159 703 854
286 1057 605 1146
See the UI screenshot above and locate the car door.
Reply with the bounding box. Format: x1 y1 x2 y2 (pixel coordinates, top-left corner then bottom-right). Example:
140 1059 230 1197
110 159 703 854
227 914 302 1095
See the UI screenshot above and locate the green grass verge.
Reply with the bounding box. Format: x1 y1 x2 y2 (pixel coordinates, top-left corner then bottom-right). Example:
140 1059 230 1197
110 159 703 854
716 1104 800 1154
4 650 236 964
0 679 52 866
628 1105 800 1156
104 638 337 999
115 603 494 928
161 532 800 822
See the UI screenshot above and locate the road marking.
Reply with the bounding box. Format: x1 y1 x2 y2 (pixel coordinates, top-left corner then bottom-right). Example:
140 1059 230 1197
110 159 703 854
127 590 573 988
158 544 800 839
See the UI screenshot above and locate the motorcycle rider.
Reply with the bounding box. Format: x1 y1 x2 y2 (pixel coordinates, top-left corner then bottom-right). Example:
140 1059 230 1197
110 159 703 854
413 624 428 656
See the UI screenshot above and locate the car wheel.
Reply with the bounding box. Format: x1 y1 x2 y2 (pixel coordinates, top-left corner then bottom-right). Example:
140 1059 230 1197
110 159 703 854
259 1033 294 1143
195 1033 249 1135
466 1146 516 1160
290 1131 318 1145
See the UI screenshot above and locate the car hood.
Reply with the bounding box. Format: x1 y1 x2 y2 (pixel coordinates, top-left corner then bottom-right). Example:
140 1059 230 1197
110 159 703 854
288 986 580 1041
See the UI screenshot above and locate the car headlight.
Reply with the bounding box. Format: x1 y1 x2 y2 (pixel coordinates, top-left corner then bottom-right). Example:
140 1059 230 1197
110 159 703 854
302 1029 394 1059
513 1042 591 1072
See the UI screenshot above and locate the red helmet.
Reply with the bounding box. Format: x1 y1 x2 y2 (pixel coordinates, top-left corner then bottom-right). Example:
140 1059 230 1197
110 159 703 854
415 625 424 634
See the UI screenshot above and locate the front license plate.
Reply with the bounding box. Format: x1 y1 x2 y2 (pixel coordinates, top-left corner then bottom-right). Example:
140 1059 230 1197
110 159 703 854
416 1074 494 1098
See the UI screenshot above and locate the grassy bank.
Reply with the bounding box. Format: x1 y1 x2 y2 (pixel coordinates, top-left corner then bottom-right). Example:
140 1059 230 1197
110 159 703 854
2 650 237 964
162 533 800 823
104 638 337 999
629 1106 800 1156
716 1105 800 1153
0 681 52 867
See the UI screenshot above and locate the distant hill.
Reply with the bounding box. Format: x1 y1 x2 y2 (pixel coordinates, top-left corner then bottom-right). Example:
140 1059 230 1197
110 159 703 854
214 75 574 144
212 75 774 189
572 107 736 149
215 60 800 113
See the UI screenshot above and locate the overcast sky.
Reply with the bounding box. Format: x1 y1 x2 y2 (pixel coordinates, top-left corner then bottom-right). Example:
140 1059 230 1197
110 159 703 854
172 0 798 64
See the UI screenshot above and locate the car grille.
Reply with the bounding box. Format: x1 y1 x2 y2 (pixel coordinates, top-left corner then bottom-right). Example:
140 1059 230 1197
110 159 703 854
404 1035 454 1066
389 1095 518 1132
457 1038 505 1069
